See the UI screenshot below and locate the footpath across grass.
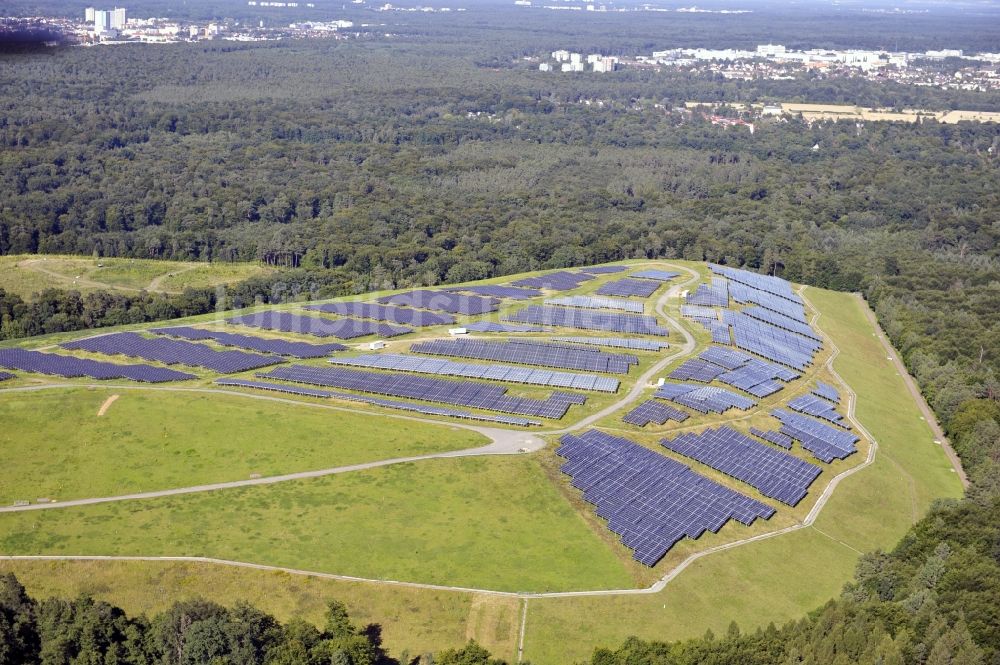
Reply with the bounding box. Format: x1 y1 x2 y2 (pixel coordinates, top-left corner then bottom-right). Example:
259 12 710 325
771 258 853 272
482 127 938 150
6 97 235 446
0 387 485 503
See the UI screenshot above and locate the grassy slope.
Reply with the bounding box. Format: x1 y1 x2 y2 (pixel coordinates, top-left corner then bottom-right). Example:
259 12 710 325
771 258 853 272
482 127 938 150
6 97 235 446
0 387 484 502
0 456 634 594
520 288 964 664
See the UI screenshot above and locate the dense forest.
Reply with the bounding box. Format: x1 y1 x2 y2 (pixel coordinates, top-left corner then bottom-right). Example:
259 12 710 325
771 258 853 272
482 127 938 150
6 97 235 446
1 2 1000 663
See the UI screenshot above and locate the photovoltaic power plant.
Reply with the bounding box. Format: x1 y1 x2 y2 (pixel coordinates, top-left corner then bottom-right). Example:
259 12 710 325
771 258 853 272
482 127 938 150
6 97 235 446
655 382 756 413
813 381 840 403
328 353 618 392
504 305 669 335
750 427 795 449
150 326 347 358
0 371 13 381
578 265 628 274
63 332 283 373
410 339 636 373
214 379 541 426
377 290 500 315
445 285 541 300
631 270 680 282
511 271 594 290
553 337 669 351
721 310 821 370
464 321 545 333
0 348 195 382
787 394 846 426
686 279 729 307
259 365 577 418
622 400 689 427
545 295 645 313
595 278 661 298
742 305 820 341
304 302 455 326
228 311 412 339
661 426 822 506
558 429 775 566
771 408 860 463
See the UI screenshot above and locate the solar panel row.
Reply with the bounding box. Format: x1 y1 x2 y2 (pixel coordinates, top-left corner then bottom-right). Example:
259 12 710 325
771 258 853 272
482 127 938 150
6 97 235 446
622 400 689 427
750 427 795 450
545 295 645 313
228 311 412 339
0 348 194 382
787 393 846 426
151 326 347 358
680 305 718 321
664 345 798 398
411 339 636 374
63 332 282 373
214 379 541 427
662 426 821 506
504 305 669 336
304 302 455 327
260 365 575 419
686 279 729 307
722 310 821 370
709 264 803 305
445 285 542 300
511 271 594 291
727 281 806 321
0 371 16 381
578 265 629 274
377 290 500 315
813 381 840 403
595 278 661 298
654 382 756 414
669 358 726 383
558 429 774 566
771 408 859 463
553 337 669 351
699 320 732 344
464 321 546 333
631 270 680 282
328 353 617 392
742 306 820 341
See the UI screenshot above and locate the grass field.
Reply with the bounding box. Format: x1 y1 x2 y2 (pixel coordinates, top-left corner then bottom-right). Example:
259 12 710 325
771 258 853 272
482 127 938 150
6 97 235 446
0 456 635 593
0 387 485 502
0 255 272 298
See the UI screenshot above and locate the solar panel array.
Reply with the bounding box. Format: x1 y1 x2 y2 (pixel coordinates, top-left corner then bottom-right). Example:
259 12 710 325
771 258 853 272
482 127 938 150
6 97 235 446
622 400 689 427
0 371 15 381
504 305 669 336
63 332 282 373
464 321 545 333
215 379 541 426
722 310 821 370
742 306 820 342
304 302 455 327
150 326 346 358
579 265 628 274
670 358 726 383
511 271 594 291
553 337 669 351
661 426 822 506
771 408 860 463
410 339 636 373
595 278 661 298
750 427 795 450
813 381 840 403
664 345 795 398
655 383 756 413
631 270 680 282
558 429 775 566
686 280 729 307
445 285 542 300
228 311 412 339
680 305 718 320
0 348 194 382
329 353 617 392
788 394 846 426
260 365 577 419
699 319 732 344
378 290 500 315
545 295 645 314
710 264 802 304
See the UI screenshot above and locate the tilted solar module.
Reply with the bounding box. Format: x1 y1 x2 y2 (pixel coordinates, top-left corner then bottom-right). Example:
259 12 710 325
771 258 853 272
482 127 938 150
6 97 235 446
511 271 595 291
553 337 669 351
504 305 669 336
680 305 719 321
545 295 645 313
215 379 541 426
410 338 636 373
445 285 542 300
304 302 455 327
228 311 412 339
622 400 689 427
669 358 727 383
0 371 16 381
595 278 661 298
464 321 546 333
721 310 821 370
698 346 754 370
788 393 847 426
661 426 822 506
631 270 680 282
0 348 195 383
151 326 346 358
654 382 755 413
750 427 795 450
813 381 840 403
377 290 500 315
771 408 859 463
63 332 283 373
742 306 820 341
558 429 774 566
686 279 729 307
328 353 616 392
709 264 803 304
578 265 629 274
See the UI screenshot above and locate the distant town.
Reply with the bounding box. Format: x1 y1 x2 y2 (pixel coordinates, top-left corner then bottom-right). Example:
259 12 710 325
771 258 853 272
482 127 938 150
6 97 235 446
534 44 1000 92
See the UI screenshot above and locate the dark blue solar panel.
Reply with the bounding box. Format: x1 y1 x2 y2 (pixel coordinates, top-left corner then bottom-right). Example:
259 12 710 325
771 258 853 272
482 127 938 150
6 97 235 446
654 383 755 413
504 305 669 336
228 311 412 339
0 371 14 381
62 332 283 373
813 381 840 403
771 408 859 463
788 394 846 426
750 427 795 450
304 302 455 327
553 337 669 351
631 270 680 282
464 321 545 333
546 296 645 313
511 271 595 291
595 278 661 298
0 348 194 382
378 290 500 315
578 265 628 274
446 285 542 300
410 339 636 373
686 279 729 307
151 326 346 358
622 400 689 426
669 359 726 383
